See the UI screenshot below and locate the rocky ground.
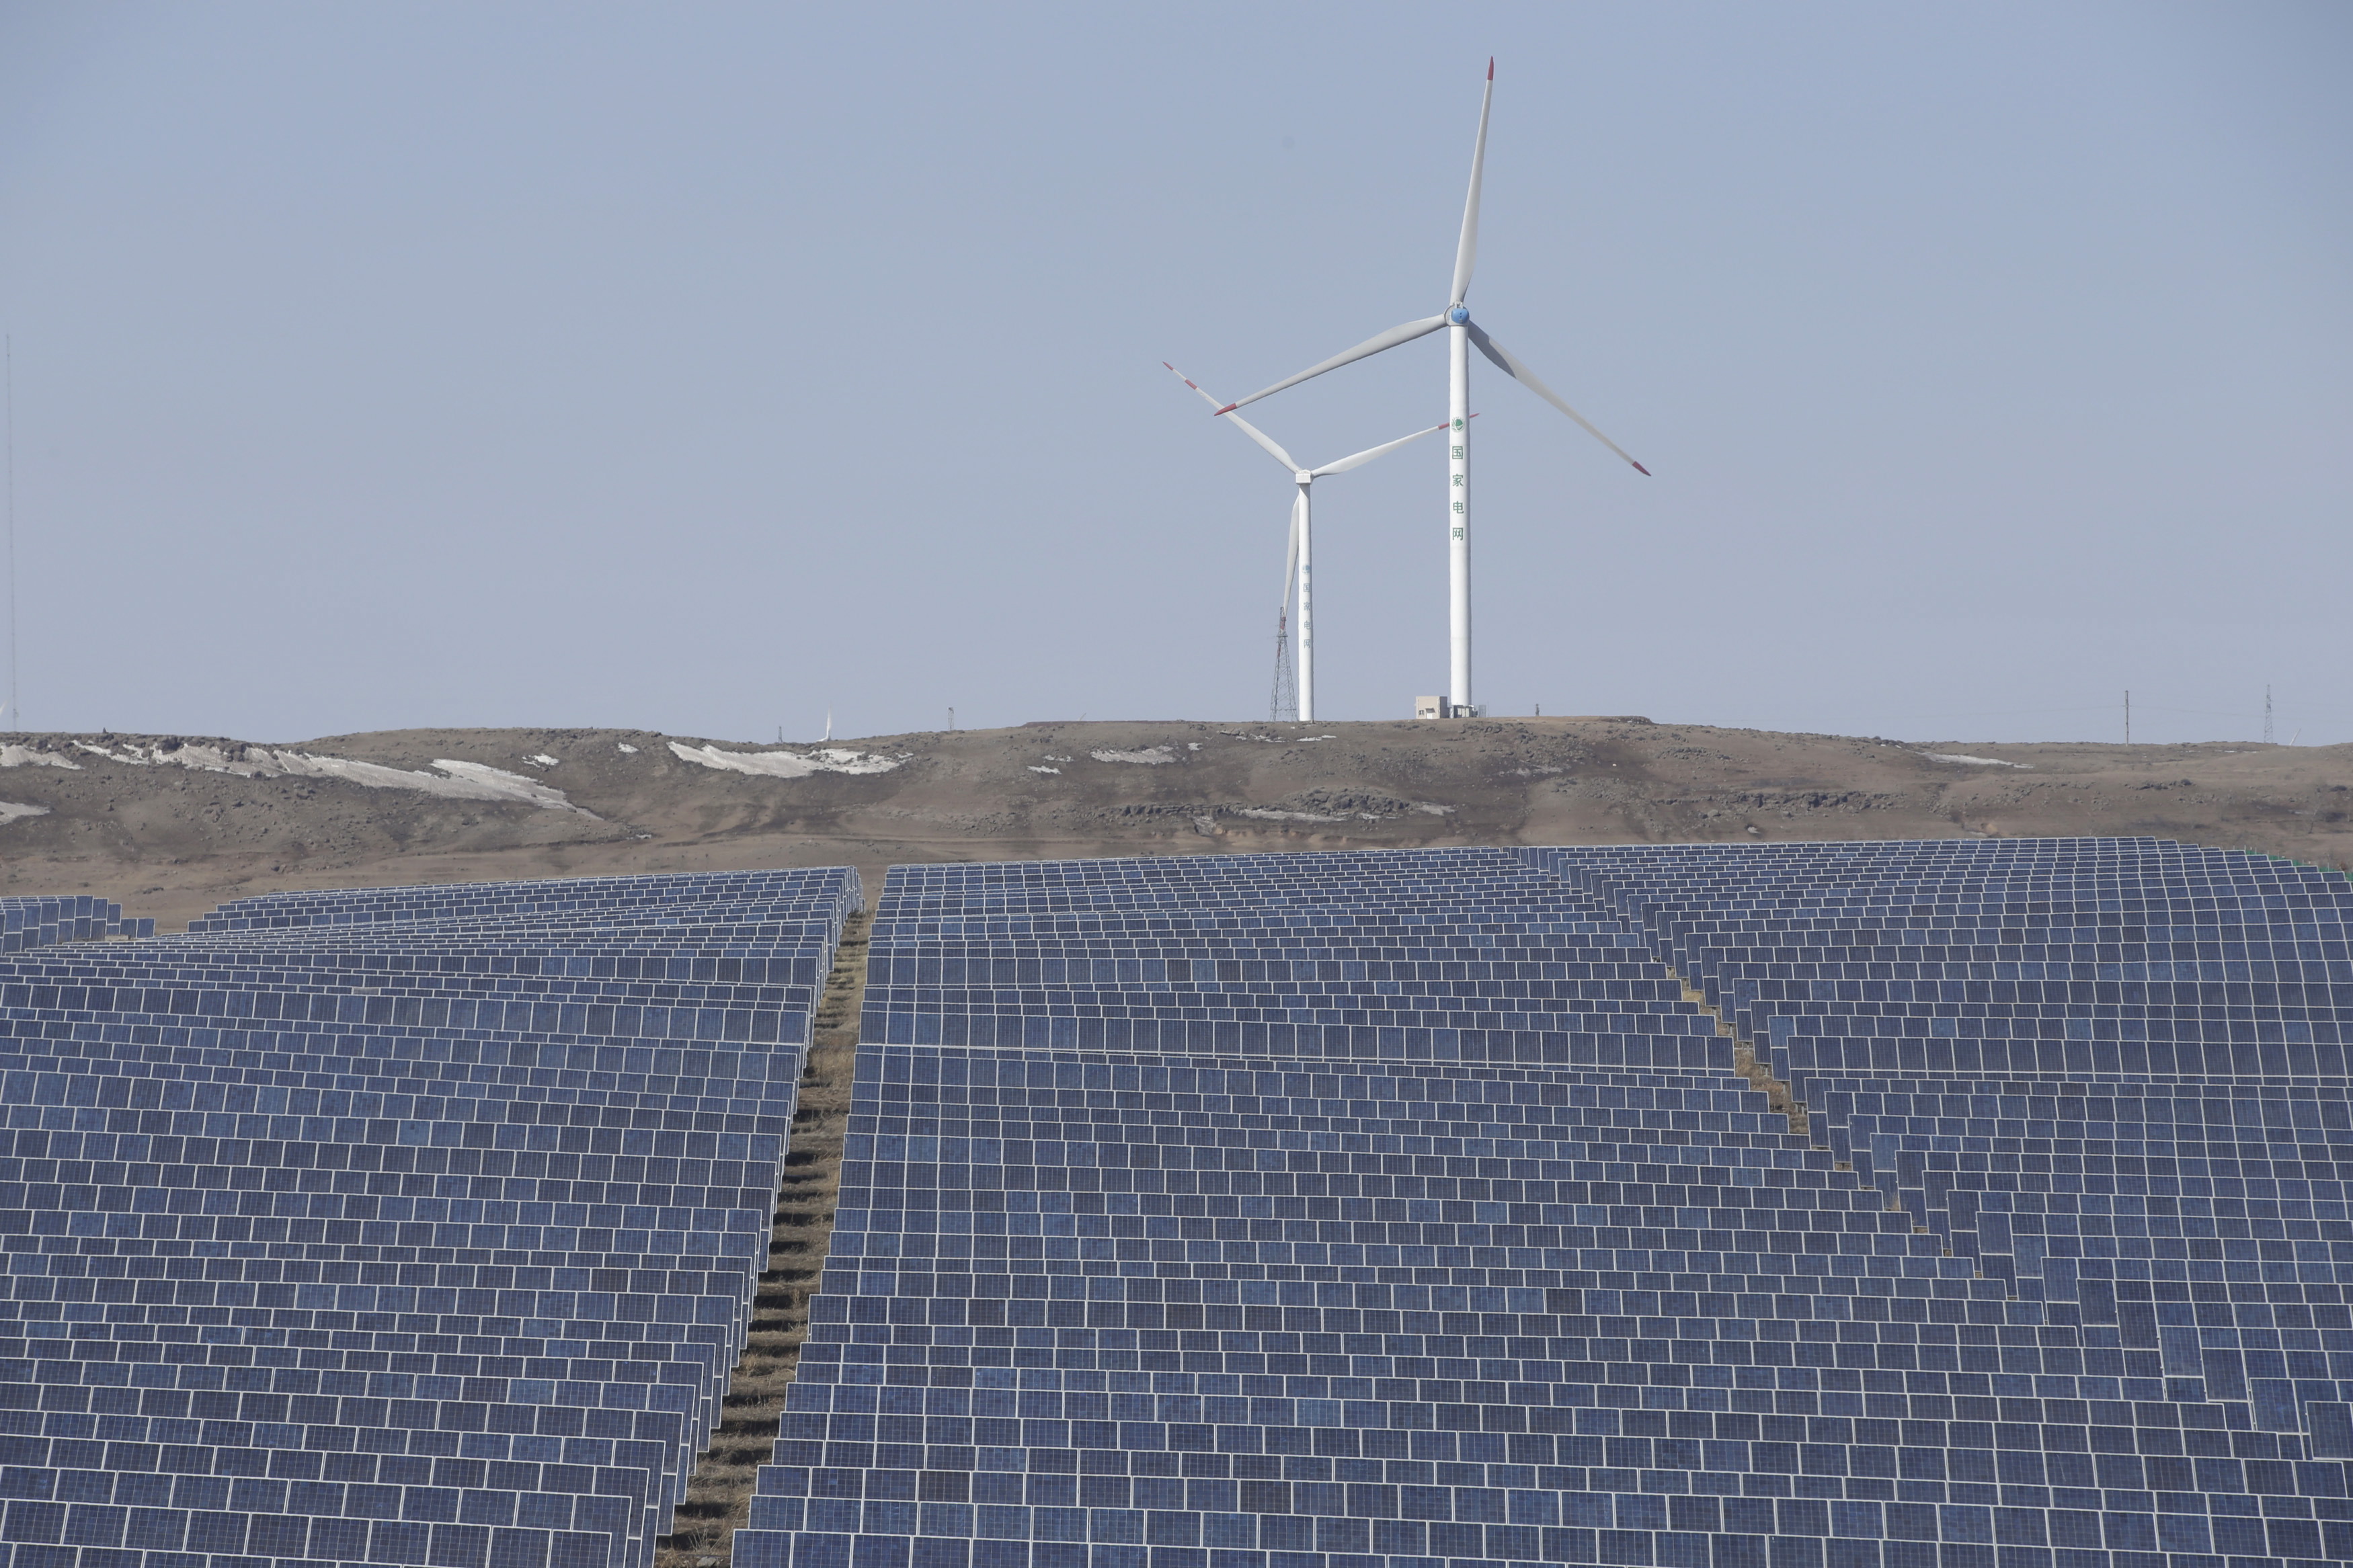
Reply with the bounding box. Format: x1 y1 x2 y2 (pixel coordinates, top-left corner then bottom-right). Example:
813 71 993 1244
3 716 2348 928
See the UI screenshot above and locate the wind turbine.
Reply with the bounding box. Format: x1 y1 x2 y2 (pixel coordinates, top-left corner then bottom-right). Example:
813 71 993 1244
1212 59 1649 716
1164 362 1445 723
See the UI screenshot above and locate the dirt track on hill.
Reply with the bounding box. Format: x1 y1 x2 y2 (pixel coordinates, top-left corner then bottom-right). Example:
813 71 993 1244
2 718 2348 927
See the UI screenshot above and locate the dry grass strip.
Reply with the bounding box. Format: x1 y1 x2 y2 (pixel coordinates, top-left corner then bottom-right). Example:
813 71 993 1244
1674 975 1934 1236
653 908 871 1568
1673 975 1811 1141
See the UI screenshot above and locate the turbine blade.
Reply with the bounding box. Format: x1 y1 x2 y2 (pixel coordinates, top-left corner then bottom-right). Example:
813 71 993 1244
1450 59 1494 306
1161 360 1226 414
1281 492 1302 614
1224 411 1303 472
1310 420 1449 477
1220 315 1449 413
1466 323 1651 475
1165 361 1300 470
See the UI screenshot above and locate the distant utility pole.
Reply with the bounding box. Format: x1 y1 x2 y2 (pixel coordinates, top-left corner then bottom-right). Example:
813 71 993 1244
2124 690 2130 746
2264 686 2274 745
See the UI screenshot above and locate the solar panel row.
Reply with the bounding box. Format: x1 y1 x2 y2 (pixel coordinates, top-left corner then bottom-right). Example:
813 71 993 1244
737 842 2353 1568
0 867 863 1568
1 897 152 954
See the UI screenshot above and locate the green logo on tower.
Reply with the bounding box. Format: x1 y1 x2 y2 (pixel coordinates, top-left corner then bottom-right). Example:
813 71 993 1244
1451 418 1464 431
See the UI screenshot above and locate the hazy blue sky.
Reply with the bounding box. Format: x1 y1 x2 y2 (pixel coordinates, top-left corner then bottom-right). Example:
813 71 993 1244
2 3 2346 746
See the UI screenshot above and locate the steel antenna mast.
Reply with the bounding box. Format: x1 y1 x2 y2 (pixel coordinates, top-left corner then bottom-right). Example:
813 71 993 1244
1270 610 1298 723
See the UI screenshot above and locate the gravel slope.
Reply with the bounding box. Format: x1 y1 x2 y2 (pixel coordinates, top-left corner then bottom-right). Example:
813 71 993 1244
1 717 2346 928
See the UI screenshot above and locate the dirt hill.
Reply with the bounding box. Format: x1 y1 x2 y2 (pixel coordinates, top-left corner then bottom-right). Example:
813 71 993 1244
3 717 2348 929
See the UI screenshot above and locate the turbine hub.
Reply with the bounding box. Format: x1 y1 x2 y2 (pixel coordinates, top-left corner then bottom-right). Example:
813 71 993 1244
1448 304 1470 325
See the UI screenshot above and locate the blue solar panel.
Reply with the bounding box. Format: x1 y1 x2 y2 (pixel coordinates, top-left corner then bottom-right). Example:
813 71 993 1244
0 894 151 952
0 866 863 1568
735 842 2353 1568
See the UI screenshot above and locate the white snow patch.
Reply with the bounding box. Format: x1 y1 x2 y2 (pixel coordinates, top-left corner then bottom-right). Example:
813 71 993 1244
0 746 77 770
1239 807 1351 823
412 759 592 810
1028 766 1062 775
1921 752 2032 770
1411 802 1456 815
75 741 247 770
1187 743 1201 751
668 741 907 778
527 753 561 768
67 739 593 813
1090 747 1178 765
0 802 50 826
616 743 639 754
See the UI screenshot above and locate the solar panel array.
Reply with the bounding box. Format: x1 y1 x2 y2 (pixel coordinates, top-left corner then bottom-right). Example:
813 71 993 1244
740 840 2353 1568
2 897 152 954
0 866 863 1568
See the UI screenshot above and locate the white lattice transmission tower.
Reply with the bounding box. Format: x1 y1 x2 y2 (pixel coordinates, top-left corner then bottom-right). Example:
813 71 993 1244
1269 610 1298 723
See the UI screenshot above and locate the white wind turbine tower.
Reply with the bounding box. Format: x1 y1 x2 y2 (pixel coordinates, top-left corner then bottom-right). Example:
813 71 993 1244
1213 59 1649 716
1164 362 1445 723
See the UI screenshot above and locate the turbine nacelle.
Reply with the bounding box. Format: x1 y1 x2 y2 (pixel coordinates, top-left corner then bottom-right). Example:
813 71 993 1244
1448 305 1470 324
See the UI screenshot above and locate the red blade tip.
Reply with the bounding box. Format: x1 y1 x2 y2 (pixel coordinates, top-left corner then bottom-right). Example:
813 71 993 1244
1632 461 1652 477
1214 403 1238 416
1487 58 1494 80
